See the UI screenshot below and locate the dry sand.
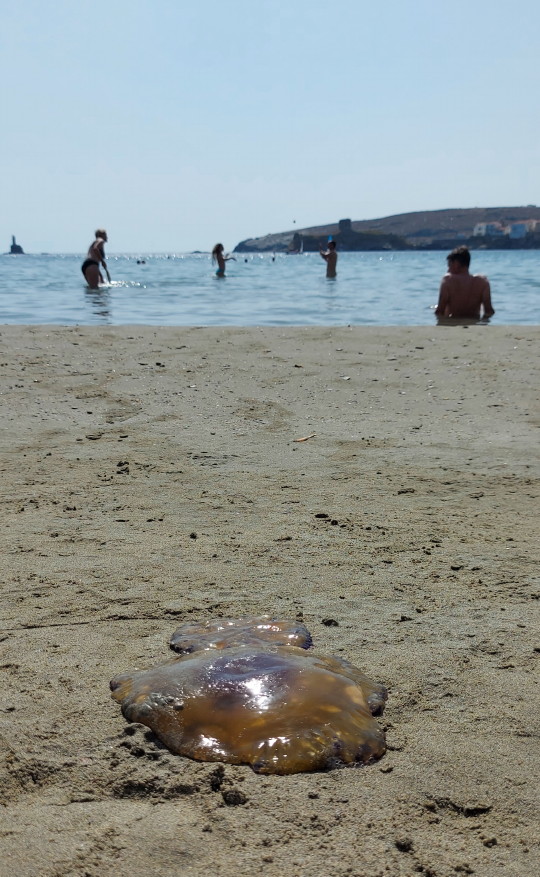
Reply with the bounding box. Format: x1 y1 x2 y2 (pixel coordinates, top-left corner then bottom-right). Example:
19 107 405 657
0 324 538 877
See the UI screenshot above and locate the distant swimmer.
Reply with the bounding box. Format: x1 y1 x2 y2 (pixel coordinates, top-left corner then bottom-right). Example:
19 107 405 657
320 240 337 278
212 243 236 277
435 246 494 321
81 229 111 289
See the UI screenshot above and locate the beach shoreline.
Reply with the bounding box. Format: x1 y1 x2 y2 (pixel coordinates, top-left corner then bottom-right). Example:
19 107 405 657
1 324 538 876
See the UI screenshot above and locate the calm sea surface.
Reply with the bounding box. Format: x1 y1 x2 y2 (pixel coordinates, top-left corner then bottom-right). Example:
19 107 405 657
1 250 538 326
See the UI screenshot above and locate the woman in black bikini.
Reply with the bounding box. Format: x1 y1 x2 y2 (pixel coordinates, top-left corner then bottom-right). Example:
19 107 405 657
81 229 111 288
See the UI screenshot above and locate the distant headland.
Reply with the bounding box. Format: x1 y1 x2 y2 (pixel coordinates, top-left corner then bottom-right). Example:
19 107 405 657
234 207 540 253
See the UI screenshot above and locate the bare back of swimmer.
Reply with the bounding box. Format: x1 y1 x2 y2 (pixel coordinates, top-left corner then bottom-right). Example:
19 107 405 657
435 246 494 321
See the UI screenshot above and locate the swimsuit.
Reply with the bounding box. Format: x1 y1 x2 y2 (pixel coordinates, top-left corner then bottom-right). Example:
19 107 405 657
216 268 225 277
81 258 99 276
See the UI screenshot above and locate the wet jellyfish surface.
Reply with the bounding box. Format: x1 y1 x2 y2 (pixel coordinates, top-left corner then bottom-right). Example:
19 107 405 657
168 615 313 654
110 616 388 775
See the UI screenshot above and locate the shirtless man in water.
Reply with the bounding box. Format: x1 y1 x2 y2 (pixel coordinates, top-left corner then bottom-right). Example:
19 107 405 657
81 229 111 289
320 240 337 278
435 246 494 320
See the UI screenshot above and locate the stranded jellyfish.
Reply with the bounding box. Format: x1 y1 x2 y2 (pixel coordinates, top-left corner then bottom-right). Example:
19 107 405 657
168 615 313 653
110 616 387 775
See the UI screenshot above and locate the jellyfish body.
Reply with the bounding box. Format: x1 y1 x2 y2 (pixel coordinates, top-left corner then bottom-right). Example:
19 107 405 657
110 616 387 775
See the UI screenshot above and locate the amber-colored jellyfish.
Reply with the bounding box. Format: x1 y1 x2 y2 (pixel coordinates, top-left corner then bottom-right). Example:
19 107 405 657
110 616 387 775
168 615 313 653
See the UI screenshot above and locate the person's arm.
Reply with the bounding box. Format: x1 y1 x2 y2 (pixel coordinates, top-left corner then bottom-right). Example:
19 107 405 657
96 240 111 282
101 259 111 282
480 278 494 319
101 258 111 282
435 277 449 316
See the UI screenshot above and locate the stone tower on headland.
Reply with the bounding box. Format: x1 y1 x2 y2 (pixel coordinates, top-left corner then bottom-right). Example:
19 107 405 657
9 235 24 254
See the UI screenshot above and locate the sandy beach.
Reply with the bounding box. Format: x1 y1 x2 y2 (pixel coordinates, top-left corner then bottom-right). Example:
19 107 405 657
0 324 538 877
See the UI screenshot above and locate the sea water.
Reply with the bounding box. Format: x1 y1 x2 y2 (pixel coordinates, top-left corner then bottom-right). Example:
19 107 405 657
0 250 538 326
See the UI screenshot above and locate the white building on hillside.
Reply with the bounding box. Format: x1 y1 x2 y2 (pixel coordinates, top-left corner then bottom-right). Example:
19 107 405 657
473 222 507 237
473 219 538 238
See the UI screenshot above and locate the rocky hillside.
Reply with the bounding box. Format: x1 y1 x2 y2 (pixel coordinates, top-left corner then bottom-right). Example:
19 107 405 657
234 206 540 252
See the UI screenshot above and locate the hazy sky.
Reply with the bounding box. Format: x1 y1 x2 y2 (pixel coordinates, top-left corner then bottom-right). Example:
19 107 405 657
2 0 538 253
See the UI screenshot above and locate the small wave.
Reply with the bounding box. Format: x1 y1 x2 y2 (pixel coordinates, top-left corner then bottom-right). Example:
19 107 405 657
108 280 143 288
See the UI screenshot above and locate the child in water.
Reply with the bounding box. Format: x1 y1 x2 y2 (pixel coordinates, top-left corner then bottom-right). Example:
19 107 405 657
212 243 236 277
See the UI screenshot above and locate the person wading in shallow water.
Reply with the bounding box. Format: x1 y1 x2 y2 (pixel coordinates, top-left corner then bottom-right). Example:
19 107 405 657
81 229 111 289
320 240 337 278
435 246 494 320
212 243 236 277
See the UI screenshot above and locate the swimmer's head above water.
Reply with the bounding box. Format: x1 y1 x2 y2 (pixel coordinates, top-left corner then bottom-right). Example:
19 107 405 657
446 245 470 270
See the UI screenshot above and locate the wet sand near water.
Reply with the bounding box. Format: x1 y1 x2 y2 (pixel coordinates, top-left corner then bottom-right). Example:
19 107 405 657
0 324 538 877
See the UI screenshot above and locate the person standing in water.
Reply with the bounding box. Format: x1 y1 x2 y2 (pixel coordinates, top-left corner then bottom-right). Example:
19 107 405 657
320 240 337 278
81 229 111 289
212 243 236 277
435 246 494 320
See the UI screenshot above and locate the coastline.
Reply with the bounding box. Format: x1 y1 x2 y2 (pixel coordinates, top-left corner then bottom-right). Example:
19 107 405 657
1 324 538 876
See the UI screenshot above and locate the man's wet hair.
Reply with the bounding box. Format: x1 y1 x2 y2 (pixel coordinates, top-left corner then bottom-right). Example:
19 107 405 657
447 246 471 268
